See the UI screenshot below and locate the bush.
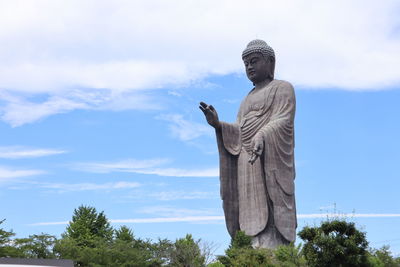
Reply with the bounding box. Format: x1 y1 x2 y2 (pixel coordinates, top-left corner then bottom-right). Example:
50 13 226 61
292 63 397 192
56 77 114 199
274 243 307 267
217 231 275 267
169 234 206 267
4 208 400 267
368 246 400 267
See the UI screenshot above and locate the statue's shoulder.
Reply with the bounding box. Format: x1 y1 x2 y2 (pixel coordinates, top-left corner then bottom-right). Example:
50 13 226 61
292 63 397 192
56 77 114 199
273 79 295 97
273 79 294 89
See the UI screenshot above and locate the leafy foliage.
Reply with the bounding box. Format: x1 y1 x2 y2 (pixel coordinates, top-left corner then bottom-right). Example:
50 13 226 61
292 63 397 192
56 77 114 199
274 243 307 267
367 246 400 267
115 225 135 242
63 205 113 247
55 207 161 266
55 206 207 266
3 209 400 266
217 231 275 267
169 234 206 267
0 219 20 257
229 230 253 250
148 238 174 266
207 261 225 267
298 219 370 267
14 234 57 258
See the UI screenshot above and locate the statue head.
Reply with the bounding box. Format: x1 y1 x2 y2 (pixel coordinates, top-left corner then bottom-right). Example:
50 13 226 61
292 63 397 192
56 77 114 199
242 39 275 84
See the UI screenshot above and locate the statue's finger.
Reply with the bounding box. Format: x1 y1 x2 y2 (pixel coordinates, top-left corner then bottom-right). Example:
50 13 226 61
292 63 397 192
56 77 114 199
199 102 208 108
254 154 259 163
199 106 206 113
253 145 260 153
248 153 256 164
209 105 215 111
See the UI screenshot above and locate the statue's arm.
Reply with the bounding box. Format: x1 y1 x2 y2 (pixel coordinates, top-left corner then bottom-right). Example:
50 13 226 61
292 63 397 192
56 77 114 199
219 99 245 155
199 101 241 155
217 121 241 156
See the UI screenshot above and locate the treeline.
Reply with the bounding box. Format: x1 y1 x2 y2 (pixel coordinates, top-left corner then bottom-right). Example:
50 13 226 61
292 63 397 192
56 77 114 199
1 205 399 267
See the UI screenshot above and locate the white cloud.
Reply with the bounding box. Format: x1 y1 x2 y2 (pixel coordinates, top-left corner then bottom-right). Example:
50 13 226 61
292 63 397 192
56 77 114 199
31 216 225 226
298 213 400 219
1 94 89 127
38 181 141 192
0 146 66 159
1 0 400 125
136 168 219 178
0 89 160 127
111 216 224 224
75 158 219 177
0 166 45 183
30 213 400 226
149 191 218 201
138 206 220 217
30 221 69 226
157 114 213 142
74 158 170 173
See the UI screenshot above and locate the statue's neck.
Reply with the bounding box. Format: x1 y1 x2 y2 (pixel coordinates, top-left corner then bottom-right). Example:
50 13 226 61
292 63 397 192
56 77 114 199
253 78 273 90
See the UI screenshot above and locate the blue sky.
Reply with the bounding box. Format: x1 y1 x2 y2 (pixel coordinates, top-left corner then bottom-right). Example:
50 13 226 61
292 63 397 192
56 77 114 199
1 0 400 257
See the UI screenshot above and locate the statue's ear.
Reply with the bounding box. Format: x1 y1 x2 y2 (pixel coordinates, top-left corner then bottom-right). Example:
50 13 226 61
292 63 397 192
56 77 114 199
269 56 275 64
268 57 275 79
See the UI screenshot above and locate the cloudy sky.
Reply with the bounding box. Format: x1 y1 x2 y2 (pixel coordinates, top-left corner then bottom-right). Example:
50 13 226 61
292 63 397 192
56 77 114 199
1 0 400 256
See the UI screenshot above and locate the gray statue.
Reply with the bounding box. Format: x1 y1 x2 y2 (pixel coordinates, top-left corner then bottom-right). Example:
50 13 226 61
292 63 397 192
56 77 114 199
199 39 296 248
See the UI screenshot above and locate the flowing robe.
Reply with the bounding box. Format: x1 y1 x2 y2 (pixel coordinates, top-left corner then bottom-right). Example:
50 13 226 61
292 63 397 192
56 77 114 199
216 79 296 246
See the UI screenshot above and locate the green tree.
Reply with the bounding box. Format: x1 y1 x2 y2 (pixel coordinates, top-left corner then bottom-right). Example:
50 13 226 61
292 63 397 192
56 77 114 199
368 246 400 267
115 225 134 243
55 205 114 266
229 231 252 250
217 231 274 267
64 205 113 246
110 226 161 267
274 243 307 267
55 208 161 266
149 238 174 266
0 219 20 257
298 219 369 267
56 237 113 267
169 234 206 267
207 262 225 267
14 233 56 258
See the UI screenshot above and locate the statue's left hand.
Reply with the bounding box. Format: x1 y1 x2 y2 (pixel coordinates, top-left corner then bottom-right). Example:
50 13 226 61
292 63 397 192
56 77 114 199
199 101 220 130
249 135 264 164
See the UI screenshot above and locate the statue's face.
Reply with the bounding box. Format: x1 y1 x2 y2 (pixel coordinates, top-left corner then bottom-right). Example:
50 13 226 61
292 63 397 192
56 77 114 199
243 52 271 83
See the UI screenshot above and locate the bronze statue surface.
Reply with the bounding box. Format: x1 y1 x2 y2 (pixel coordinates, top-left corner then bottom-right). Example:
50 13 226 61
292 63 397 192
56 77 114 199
200 39 296 248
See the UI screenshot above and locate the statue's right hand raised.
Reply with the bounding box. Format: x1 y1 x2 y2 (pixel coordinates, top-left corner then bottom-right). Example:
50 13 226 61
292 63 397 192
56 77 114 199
199 102 220 130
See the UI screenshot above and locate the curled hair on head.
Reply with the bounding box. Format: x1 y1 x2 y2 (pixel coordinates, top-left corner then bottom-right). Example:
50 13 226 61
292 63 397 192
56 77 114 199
243 39 275 80
242 39 275 60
